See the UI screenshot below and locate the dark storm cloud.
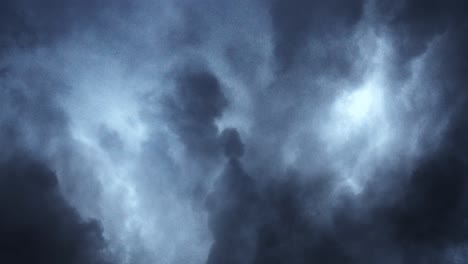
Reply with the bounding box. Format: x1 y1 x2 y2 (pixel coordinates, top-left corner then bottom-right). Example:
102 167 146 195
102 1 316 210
207 168 336 263
206 134 259 264
2 0 468 263
270 0 364 74
389 3 468 252
379 0 468 63
0 2 126 259
0 155 113 264
220 128 244 159
0 63 115 263
165 66 228 159
377 0 468 109
0 0 132 52
205 133 468 264
380 0 468 164
389 154 468 261
202 1 468 263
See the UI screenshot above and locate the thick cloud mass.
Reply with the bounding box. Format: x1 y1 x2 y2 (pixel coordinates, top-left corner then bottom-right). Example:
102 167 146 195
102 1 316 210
271 0 364 73
166 68 228 159
0 156 112 264
1 0 468 263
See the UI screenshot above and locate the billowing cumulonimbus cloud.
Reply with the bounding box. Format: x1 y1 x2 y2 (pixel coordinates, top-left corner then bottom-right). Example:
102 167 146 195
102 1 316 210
1 0 468 263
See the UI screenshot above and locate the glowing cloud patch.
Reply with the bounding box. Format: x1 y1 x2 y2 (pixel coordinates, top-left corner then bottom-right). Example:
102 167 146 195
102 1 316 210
335 82 384 128
325 75 389 148
319 39 396 193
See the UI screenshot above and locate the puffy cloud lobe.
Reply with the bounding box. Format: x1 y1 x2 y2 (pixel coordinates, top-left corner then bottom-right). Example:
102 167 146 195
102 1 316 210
0 156 113 264
166 68 228 159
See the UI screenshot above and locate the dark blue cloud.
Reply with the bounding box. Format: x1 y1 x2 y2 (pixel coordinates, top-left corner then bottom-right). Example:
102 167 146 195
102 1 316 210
0 155 114 264
1 0 468 263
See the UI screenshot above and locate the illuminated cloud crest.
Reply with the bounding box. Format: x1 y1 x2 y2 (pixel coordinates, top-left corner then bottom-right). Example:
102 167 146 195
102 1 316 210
0 0 468 263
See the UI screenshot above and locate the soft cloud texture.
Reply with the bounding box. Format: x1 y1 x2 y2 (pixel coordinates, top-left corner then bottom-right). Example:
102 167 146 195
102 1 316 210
1 0 467 263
